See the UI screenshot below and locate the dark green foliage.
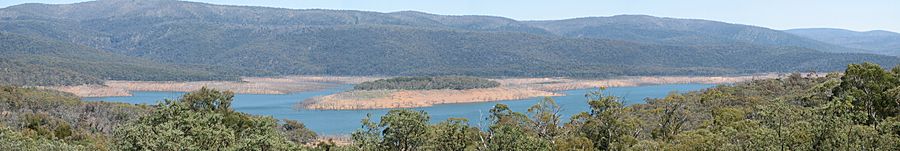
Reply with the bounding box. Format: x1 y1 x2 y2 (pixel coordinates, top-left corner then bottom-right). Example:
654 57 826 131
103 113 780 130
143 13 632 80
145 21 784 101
787 28 900 56
21 113 72 139
0 124 85 150
354 76 500 90
484 104 552 151
180 87 236 112
525 15 859 54
1 85 320 150
0 59 101 86
528 97 562 139
1 1 898 85
833 63 900 125
350 63 900 150
0 32 239 86
350 110 431 151
424 118 481 150
485 122 552 151
379 110 430 150
281 119 318 144
0 85 151 150
350 114 382 150
567 88 639 150
5 61 900 149
114 87 306 150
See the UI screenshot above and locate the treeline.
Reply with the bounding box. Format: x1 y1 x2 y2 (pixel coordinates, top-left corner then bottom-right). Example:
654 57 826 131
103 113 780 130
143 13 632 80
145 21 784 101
0 86 316 150
0 85 149 149
114 87 317 150
336 62 900 151
354 76 501 90
0 60 103 86
5 63 900 150
4 0 900 85
0 32 240 86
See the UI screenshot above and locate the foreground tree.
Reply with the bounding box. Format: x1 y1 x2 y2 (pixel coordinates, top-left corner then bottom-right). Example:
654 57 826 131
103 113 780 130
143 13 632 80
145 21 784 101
528 97 563 140
568 88 640 150
380 109 430 151
833 62 900 125
351 110 431 151
485 104 552 150
114 87 303 150
424 118 481 150
351 114 382 151
334 63 900 151
281 119 318 144
1 124 84 151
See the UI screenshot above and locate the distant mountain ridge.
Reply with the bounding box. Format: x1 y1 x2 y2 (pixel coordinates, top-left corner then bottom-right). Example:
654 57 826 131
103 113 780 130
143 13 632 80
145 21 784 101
525 15 864 53
0 0 897 86
786 28 900 56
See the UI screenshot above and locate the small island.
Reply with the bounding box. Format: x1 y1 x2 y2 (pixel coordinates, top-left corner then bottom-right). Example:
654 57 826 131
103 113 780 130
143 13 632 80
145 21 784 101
301 76 557 110
299 75 780 110
353 76 501 90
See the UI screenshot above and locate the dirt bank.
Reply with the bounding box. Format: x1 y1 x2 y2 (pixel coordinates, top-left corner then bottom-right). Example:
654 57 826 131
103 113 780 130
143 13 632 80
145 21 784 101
48 76 381 97
301 88 561 110
51 74 791 109
517 74 780 91
300 74 784 110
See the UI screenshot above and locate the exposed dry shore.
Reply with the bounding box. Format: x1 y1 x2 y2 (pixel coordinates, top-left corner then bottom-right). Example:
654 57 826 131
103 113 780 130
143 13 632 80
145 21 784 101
47 76 381 97
49 74 789 110
301 88 562 110
299 74 784 110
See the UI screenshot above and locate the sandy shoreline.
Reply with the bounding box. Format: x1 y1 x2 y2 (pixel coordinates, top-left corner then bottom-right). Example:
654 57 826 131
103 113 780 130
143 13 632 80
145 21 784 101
49 74 790 110
46 76 381 97
301 88 563 110
299 74 785 110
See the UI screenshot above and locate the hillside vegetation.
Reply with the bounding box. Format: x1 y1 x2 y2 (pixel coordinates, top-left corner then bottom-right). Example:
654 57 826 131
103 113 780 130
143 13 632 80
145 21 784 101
6 63 899 150
344 63 900 150
0 86 317 150
0 32 239 86
787 28 900 56
354 76 500 90
1 0 898 86
524 15 860 53
0 85 150 149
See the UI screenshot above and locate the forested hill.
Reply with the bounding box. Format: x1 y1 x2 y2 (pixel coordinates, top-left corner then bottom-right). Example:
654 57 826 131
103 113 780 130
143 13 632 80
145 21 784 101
786 28 900 56
0 32 239 86
0 0 898 86
524 15 863 54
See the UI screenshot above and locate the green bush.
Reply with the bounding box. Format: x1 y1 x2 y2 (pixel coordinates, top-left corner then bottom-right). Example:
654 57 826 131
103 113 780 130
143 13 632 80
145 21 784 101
114 87 308 150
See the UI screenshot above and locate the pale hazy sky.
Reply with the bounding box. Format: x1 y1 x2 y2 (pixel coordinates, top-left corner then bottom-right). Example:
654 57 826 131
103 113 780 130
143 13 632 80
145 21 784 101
2 0 899 32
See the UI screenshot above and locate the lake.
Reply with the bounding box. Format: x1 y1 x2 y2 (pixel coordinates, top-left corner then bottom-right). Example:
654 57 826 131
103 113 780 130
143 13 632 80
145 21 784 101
83 84 715 135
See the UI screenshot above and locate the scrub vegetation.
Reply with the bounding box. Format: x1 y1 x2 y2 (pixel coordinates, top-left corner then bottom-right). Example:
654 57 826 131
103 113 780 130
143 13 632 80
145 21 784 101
4 63 900 150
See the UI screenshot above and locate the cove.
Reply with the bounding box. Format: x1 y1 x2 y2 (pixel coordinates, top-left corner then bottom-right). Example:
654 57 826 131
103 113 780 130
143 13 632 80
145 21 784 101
83 83 715 135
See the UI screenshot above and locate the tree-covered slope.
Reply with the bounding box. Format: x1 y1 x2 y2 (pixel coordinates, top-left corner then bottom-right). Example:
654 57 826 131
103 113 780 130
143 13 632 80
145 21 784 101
0 32 238 86
271 26 898 77
786 28 900 56
0 0 897 84
524 15 863 54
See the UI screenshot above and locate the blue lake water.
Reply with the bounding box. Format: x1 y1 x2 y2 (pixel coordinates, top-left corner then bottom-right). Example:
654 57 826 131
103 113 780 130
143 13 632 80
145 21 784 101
83 84 715 135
